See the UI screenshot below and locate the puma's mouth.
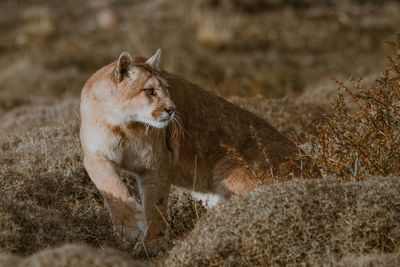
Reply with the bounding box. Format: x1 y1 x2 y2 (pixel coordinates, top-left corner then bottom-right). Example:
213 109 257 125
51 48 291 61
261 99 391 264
138 111 172 129
158 111 170 121
158 115 172 125
151 112 171 128
156 111 175 126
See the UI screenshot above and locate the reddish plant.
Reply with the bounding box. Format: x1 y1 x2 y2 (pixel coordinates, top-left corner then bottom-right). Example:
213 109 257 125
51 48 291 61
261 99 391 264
314 35 400 180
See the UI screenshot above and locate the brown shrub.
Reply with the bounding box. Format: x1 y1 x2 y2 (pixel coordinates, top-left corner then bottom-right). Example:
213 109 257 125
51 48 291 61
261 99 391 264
313 34 400 180
164 177 400 266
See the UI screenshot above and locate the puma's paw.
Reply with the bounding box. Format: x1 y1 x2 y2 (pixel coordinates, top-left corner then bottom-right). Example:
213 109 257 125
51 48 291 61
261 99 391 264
109 198 147 244
113 219 144 244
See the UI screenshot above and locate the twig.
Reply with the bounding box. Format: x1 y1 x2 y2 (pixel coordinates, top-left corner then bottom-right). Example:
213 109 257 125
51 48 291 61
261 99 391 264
140 222 151 260
291 134 304 179
319 125 328 171
154 204 170 229
192 154 199 220
353 153 359 181
330 76 362 111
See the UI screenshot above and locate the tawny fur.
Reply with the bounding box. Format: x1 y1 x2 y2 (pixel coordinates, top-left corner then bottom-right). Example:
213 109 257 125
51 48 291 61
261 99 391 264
80 50 316 253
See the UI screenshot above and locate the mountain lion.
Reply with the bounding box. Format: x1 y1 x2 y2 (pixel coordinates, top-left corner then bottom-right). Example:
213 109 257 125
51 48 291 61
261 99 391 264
80 49 317 254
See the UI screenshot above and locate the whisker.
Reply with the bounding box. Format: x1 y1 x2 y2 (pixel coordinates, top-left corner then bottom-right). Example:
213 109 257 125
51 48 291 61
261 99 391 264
174 118 180 137
172 117 180 140
174 114 191 137
177 117 184 137
171 117 179 140
171 122 177 140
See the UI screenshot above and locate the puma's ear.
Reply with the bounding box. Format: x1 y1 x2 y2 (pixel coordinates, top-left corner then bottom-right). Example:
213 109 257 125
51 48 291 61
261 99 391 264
115 51 133 82
145 48 161 68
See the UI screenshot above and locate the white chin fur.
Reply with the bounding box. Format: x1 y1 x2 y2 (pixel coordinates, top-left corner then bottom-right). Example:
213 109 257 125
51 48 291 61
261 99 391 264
149 120 169 128
137 117 169 128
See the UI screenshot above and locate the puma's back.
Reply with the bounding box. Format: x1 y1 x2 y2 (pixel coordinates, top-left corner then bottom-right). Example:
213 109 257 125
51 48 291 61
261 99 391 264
153 64 318 195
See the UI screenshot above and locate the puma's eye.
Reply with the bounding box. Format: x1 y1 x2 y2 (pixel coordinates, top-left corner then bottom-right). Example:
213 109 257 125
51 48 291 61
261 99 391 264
144 88 155 96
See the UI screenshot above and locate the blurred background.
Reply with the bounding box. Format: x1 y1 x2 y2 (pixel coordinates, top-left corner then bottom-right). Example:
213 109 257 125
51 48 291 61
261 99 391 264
0 0 399 115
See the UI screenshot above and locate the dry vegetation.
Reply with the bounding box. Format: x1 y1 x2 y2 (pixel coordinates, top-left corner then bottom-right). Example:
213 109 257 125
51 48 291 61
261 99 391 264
313 36 400 180
1 0 400 266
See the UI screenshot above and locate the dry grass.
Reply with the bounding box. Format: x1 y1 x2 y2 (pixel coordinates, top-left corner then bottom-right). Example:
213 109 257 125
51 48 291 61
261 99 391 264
164 177 400 266
334 252 400 267
0 99 79 132
0 244 148 267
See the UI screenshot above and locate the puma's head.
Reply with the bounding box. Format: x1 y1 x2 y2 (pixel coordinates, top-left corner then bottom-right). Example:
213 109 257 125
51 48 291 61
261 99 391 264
101 49 176 128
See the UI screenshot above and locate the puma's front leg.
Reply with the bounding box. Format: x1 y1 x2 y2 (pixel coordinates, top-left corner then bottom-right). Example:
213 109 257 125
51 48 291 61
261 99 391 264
136 170 171 253
83 155 146 243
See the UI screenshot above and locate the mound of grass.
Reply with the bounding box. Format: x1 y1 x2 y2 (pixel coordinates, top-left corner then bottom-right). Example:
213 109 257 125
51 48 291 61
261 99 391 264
334 252 400 267
164 177 400 266
0 98 79 132
0 244 148 267
0 250 21 267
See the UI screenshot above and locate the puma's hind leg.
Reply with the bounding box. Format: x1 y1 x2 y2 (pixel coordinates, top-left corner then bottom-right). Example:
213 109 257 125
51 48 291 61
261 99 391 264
212 156 262 197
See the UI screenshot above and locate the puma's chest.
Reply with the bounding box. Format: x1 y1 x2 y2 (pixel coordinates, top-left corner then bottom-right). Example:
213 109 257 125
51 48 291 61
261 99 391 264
120 139 154 173
120 136 170 174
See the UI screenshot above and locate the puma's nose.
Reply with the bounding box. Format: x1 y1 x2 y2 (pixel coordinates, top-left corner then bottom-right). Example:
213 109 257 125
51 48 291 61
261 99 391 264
165 106 176 117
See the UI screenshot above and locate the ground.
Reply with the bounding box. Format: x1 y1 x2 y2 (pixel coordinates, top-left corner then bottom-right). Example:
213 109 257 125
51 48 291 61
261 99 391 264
0 0 399 266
